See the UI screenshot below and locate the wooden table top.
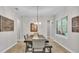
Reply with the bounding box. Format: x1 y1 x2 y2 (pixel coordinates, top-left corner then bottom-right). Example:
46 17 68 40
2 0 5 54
24 35 46 42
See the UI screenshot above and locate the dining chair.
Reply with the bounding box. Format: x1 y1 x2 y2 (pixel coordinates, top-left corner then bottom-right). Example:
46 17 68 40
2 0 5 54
24 35 27 41
24 34 32 52
32 39 45 53
45 39 52 53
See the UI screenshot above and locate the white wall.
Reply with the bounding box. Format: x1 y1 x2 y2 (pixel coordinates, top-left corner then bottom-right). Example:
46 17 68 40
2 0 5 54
53 6 79 52
0 7 20 52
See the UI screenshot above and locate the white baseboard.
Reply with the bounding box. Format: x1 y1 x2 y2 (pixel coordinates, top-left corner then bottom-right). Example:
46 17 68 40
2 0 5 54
18 40 24 41
18 39 24 41
1 42 17 53
50 37 74 53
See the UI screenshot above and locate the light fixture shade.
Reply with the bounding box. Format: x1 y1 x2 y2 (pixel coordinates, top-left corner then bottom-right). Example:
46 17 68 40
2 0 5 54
34 22 41 25
39 22 41 24
34 22 38 24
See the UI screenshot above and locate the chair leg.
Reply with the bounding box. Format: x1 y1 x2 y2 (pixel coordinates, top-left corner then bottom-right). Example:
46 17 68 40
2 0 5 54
32 48 34 53
43 48 45 53
49 48 52 53
25 43 28 52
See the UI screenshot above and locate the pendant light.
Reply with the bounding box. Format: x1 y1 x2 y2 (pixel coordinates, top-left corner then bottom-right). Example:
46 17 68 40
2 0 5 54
35 6 41 25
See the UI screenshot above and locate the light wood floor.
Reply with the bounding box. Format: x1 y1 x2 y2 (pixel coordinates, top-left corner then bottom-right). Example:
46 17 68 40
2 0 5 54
5 39 70 53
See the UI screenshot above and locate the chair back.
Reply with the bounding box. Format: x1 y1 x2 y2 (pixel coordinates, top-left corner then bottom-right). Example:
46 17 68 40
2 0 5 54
32 39 45 49
24 35 26 40
24 34 29 40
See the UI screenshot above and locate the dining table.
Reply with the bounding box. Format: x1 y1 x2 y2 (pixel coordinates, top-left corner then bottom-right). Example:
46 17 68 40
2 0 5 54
24 34 52 53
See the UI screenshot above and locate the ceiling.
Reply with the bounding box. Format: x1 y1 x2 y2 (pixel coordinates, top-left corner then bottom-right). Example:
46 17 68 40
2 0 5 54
12 6 65 17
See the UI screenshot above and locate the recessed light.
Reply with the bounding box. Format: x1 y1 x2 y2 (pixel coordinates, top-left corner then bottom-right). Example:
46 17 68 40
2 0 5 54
15 8 18 10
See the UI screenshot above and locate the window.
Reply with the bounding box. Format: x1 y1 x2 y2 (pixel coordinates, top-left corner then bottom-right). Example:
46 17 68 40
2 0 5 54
56 16 68 36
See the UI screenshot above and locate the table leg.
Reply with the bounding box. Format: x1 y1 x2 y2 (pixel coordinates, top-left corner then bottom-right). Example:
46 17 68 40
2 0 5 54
25 42 28 52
